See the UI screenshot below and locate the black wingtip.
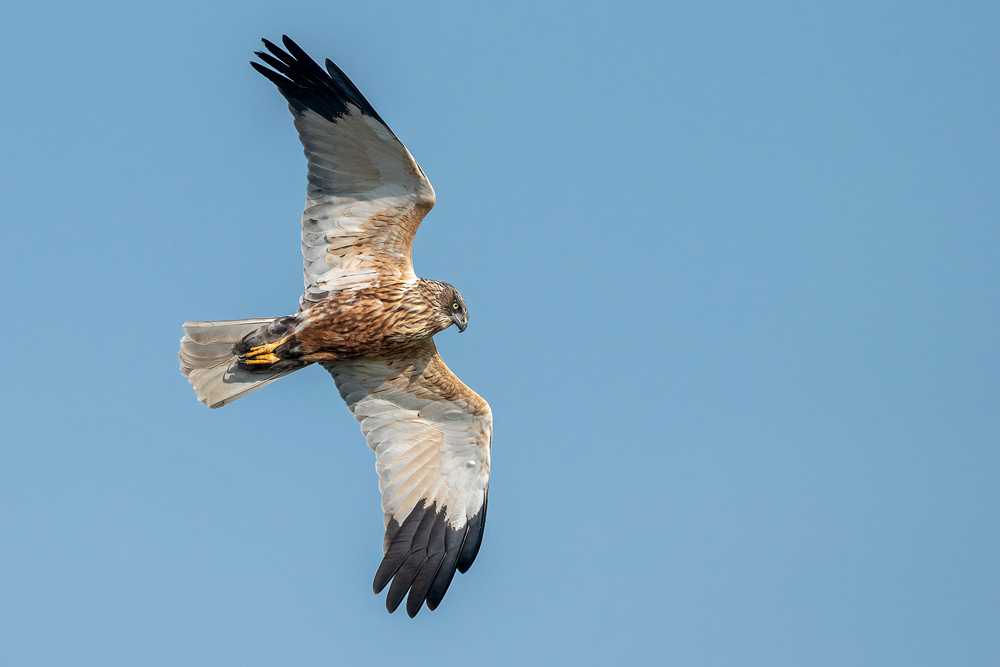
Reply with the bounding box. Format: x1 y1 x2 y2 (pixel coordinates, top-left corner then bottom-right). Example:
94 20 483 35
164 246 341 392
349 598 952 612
259 37 284 61
457 492 488 573
372 498 490 617
251 35 389 127
280 34 297 52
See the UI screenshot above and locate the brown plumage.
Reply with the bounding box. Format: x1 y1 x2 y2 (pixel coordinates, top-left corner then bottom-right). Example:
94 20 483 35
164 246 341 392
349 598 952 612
178 36 491 618
234 279 467 365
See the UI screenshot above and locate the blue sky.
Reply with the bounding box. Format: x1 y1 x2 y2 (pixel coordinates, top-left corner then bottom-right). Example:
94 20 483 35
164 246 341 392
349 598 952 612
1 1 998 665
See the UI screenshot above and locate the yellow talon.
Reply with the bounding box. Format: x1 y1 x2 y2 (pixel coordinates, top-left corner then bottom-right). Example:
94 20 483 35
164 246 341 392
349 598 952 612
243 336 290 365
244 353 282 365
248 339 285 354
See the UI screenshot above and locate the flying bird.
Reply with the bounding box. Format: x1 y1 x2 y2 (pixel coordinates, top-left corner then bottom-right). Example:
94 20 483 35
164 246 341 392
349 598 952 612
179 36 491 617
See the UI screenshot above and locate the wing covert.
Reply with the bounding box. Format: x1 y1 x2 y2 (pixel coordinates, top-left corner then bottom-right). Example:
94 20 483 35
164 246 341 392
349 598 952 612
252 36 435 307
323 339 491 617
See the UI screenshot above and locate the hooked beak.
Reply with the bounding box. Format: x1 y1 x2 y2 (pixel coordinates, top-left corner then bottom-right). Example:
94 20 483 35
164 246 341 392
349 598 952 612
452 312 468 332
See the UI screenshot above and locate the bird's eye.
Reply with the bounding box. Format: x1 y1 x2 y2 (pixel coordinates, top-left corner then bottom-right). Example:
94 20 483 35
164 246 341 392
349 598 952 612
452 302 460 310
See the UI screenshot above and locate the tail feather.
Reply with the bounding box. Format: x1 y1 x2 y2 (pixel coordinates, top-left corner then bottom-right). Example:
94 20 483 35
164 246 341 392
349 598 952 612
180 318 308 409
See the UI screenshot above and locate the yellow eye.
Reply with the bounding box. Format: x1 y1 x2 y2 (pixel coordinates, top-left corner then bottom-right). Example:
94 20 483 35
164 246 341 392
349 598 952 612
452 302 460 310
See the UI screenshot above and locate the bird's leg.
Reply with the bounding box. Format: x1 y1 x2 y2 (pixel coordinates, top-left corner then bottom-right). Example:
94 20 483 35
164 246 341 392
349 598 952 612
243 336 290 365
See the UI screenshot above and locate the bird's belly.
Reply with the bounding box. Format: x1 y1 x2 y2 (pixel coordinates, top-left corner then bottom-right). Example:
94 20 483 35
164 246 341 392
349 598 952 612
292 294 435 361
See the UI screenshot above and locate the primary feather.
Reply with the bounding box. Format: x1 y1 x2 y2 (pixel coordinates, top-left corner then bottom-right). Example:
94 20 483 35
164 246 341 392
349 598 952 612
179 36 491 617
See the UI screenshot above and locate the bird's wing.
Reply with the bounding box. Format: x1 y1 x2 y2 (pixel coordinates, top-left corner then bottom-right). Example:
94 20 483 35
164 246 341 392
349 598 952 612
252 36 436 307
323 340 491 617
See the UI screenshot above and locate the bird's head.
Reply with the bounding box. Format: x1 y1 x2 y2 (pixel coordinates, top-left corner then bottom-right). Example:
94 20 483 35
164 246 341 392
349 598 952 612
438 284 468 333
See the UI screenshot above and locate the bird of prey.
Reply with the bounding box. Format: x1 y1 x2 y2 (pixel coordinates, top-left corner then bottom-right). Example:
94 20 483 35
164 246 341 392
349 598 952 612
178 36 491 618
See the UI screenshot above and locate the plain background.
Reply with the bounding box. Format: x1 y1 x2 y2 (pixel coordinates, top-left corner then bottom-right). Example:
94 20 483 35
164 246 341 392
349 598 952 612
1 1 997 665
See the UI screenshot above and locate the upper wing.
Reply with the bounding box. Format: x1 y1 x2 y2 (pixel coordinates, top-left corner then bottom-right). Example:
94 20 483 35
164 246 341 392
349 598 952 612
323 340 491 617
252 36 436 307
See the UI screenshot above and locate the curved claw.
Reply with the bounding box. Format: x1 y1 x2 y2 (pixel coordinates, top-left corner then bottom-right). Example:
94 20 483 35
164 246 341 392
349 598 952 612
243 336 290 365
243 352 282 365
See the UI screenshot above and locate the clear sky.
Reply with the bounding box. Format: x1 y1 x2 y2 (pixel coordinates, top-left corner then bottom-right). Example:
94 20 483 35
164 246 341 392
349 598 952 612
1 1 998 665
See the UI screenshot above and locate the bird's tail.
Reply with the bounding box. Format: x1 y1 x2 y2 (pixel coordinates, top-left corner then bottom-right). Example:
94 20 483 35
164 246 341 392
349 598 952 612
179 318 309 409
